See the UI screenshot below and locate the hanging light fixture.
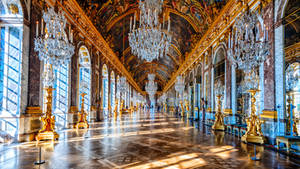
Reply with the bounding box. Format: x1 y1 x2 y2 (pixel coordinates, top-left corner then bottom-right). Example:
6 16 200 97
34 7 74 142
227 9 270 144
145 74 158 98
128 0 172 62
35 7 74 68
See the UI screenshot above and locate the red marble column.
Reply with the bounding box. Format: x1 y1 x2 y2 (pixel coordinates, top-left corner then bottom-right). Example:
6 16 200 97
263 4 276 111
27 8 41 107
225 58 231 109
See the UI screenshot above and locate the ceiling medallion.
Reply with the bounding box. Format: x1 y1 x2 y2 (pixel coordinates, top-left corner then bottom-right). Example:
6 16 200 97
128 0 172 62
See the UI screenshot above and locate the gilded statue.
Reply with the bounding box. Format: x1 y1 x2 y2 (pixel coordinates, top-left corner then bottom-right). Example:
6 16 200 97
76 93 89 129
184 100 190 118
241 89 264 144
212 95 225 131
114 99 119 118
180 100 184 117
36 88 59 143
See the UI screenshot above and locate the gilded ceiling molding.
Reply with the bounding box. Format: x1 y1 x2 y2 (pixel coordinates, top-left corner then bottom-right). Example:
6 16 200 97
106 7 201 33
133 62 172 76
163 0 266 92
47 0 144 95
285 42 300 63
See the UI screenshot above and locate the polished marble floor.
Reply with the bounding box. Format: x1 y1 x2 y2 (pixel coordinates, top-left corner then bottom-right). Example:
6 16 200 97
1 111 300 169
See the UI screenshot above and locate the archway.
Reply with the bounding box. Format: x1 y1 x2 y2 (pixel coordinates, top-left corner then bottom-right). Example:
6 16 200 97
78 46 91 114
0 0 24 140
110 71 115 114
102 64 109 116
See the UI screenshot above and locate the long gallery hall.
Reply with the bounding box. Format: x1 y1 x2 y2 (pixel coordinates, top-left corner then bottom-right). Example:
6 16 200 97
0 0 300 169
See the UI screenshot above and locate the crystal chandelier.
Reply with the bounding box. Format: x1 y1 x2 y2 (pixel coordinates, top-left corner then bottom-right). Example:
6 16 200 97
227 10 270 74
35 7 75 68
175 76 185 95
118 76 128 94
145 74 158 97
214 80 224 96
34 7 74 142
128 0 172 62
286 66 299 92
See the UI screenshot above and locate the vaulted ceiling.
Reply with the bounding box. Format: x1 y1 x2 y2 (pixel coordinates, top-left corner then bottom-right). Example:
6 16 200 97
76 0 228 91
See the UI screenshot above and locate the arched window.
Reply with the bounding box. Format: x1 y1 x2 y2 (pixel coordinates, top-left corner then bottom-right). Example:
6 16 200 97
78 46 91 112
110 71 115 110
102 64 109 116
212 47 225 111
0 1 23 137
52 64 70 128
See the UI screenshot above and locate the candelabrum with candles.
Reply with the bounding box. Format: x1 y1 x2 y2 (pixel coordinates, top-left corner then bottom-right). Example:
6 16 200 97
285 66 299 136
76 82 89 129
227 9 269 144
35 7 74 142
128 0 172 62
212 80 225 131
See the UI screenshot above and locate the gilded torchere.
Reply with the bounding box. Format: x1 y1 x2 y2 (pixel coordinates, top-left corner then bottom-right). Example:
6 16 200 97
241 89 264 144
76 93 89 129
184 100 190 119
114 99 119 118
212 94 225 131
36 88 59 143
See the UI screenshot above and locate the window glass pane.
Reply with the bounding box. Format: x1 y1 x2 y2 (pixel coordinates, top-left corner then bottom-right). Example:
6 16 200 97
0 26 22 115
0 27 5 111
53 64 69 113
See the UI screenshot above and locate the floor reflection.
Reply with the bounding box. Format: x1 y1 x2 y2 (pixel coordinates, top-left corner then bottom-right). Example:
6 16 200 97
0 111 299 169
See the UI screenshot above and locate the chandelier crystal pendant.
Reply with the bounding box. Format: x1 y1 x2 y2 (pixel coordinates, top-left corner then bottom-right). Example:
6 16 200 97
175 76 185 97
227 9 269 144
145 74 158 98
227 11 270 74
34 7 75 143
128 0 172 62
35 7 75 68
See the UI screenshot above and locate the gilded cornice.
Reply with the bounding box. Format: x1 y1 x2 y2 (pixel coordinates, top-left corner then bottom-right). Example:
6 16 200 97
45 0 144 95
163 0 265 92
285 42 300 62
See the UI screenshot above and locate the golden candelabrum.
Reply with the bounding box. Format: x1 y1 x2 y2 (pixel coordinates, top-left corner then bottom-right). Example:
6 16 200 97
76 93 89 129
212 95 225 131
114 99 119 119
184 100 190 119
130 101 134 114
36 87 59 143
241 89 264 144
179 100 184 117
119 99 124 117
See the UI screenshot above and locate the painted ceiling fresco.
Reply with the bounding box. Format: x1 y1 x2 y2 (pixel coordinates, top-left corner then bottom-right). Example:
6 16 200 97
284 0 300 47
76 0 228 90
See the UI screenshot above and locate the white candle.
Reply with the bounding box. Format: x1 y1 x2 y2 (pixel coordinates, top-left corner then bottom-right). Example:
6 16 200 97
133 12 136 30
228 33 230 48
130 16 132 31
163 14 165 29
41 19 44 34
36 21 39 37
69 25 71 38
231 33 233 48
167 18 170 32
71 30 73 43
